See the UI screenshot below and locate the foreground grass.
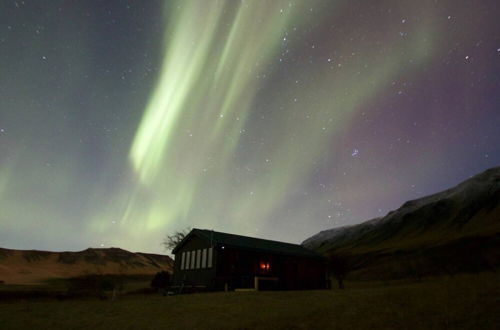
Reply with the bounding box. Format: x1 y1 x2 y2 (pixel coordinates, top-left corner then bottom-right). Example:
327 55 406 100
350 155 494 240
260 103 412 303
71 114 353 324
0 273 498 329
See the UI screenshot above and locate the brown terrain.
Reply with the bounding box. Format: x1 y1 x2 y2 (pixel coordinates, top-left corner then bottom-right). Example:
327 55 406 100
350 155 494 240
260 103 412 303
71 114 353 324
0 247 173 284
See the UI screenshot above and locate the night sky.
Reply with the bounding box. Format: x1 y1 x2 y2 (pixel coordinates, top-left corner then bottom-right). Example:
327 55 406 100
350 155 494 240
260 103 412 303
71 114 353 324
1 0 499 254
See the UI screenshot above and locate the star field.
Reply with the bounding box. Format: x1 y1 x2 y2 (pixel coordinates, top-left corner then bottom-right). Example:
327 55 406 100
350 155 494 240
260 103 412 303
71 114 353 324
0 0 499 253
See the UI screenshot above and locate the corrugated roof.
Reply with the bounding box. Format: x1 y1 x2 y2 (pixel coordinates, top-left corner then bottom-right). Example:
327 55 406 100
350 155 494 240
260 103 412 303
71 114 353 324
174 228 322 258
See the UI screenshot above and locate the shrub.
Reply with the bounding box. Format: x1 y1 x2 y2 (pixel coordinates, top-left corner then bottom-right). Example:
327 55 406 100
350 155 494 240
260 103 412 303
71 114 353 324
151 271 171 291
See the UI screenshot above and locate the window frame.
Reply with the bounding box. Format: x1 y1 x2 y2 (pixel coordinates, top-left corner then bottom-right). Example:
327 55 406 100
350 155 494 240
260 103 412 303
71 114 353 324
201 249 207 268
196 250 201 269
207 247 213 268
180 252 186 270
190 250 196 269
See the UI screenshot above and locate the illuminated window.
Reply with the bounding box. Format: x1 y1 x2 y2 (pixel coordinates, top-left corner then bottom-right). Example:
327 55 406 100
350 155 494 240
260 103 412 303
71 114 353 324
190 251 195 269
207 247 213 268
185 251 190 270
181 252 186 270
202 249 207 268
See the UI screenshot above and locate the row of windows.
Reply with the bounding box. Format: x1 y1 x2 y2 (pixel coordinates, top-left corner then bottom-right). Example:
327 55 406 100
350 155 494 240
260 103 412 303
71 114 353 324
180 247 213 270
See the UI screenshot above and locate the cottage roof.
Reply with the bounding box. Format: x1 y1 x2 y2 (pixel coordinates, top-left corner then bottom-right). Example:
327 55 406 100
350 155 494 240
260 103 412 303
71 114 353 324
172 228 323 258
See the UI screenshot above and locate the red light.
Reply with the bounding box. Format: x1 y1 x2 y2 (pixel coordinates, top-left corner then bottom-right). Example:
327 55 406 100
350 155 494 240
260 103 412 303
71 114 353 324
260 262 270 271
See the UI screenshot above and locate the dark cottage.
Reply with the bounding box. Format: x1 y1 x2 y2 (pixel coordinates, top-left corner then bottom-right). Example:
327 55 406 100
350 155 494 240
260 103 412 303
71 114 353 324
172 228 327 291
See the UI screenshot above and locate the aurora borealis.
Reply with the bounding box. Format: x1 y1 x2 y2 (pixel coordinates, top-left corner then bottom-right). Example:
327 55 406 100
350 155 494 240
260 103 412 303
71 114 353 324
1 0 499 253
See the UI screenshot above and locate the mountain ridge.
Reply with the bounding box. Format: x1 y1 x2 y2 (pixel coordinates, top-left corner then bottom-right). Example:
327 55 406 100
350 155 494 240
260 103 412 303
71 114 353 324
302 166 500 279
0 247 173 284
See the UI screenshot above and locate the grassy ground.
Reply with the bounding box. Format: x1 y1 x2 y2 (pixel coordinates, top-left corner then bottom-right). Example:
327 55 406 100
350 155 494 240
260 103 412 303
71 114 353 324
0 273 498 329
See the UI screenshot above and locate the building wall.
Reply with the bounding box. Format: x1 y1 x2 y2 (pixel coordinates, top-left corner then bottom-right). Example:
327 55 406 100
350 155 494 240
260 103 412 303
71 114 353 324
173 236 326 290
172 235 217 289
215 247 326 290
296 258 327 289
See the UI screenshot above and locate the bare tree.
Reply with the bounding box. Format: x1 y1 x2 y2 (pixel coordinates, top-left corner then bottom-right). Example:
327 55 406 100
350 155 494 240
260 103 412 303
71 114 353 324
162 227 191 252
326 253 352 289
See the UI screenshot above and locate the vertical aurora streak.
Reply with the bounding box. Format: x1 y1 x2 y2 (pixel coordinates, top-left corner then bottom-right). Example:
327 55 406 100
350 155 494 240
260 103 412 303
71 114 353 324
124 0 434 236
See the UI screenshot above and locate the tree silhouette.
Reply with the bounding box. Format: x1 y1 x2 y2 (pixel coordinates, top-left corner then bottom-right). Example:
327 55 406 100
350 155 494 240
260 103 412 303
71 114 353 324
326 253 352 289
162 227 191 252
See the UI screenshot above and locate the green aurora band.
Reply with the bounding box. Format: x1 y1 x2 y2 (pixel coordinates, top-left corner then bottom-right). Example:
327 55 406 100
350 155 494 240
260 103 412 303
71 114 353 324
86 0 436 248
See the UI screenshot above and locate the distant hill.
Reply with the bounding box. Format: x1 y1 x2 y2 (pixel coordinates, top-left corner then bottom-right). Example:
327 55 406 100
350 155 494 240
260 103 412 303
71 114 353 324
0 247 173 284
303 166 500 279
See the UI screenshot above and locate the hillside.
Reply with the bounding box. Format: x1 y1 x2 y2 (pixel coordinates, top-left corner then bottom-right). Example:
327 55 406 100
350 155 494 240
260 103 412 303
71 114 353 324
0 247 173 284
303 166 500 279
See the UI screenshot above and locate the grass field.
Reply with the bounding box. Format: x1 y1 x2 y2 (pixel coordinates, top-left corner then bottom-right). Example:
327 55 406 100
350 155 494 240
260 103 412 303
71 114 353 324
0 273 498 329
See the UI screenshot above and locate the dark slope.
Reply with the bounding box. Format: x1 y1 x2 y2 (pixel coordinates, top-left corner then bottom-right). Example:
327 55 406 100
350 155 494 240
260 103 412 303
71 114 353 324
303 166 500 279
